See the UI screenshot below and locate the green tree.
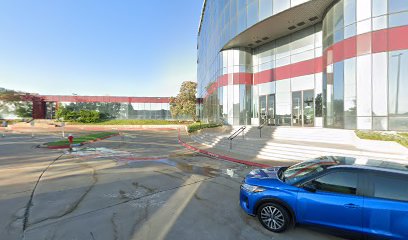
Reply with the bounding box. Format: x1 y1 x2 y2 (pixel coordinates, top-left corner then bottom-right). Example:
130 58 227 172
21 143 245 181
0 89 32 118
15 102 33 118
170 81 197 121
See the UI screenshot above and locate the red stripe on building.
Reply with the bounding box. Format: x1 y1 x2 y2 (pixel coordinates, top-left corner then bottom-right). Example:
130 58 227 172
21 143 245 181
388 25 408 51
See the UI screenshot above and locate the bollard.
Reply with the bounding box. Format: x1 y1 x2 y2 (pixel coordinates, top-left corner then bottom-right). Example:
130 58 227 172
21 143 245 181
61 122 66 138
30 120 35 138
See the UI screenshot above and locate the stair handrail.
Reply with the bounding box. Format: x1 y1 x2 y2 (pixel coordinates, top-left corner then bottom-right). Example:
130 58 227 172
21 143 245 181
227 126 246 150
257 115 268 138
228 126 246 140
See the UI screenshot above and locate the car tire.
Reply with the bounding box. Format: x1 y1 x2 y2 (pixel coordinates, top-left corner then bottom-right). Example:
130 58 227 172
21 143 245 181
257 202 290 233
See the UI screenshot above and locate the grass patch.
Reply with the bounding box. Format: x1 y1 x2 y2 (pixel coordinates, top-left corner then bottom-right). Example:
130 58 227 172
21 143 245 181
355 130 408 148
187 122 222 133
46 132 117 147
400 133 408 138
67 119 192 125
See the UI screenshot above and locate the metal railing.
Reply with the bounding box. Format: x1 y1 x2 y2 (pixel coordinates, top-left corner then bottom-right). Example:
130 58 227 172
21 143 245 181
228 126 246 150
257 115 268 138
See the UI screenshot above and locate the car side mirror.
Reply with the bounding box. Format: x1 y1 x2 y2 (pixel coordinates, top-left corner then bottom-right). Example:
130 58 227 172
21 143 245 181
303 183 316 193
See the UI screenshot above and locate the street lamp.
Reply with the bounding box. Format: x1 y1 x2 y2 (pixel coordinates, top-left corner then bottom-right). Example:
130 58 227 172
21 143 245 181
392 53 403 115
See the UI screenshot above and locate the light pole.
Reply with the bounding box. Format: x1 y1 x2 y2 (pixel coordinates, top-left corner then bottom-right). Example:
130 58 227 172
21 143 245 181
392 53 403 115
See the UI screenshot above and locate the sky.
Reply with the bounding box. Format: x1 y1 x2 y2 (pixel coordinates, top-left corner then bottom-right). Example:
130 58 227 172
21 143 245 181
0 0 203 97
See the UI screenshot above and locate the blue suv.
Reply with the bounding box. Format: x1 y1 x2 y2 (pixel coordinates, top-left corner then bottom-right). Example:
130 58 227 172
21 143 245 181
240 156 408 239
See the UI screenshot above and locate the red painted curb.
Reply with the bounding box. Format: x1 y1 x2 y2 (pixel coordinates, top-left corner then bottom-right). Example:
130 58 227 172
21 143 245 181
177 129 270 168
46 133 120 149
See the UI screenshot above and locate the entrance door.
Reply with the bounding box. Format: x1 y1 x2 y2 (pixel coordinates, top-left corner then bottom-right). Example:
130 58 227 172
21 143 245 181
259 94 275 125
303 90 315 127
259 95 267 125
267 94 275 125
292 91 302 126
292 90 315 127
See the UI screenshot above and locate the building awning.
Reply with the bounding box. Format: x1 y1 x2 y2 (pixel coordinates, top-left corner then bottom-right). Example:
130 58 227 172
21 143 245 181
222 0 333 50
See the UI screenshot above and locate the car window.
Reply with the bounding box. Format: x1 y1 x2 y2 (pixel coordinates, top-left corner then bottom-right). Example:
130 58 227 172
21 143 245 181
283 158 339 184
311 172 358 195
372 175 408 202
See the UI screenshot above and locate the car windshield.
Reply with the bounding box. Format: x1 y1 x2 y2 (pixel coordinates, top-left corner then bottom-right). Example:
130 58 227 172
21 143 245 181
283 158 339 184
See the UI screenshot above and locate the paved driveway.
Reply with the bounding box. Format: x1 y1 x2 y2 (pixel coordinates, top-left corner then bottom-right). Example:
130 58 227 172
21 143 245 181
0 130 345 240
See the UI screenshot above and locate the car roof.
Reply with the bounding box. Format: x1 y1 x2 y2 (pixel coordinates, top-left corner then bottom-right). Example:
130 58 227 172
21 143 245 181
316 156 408 175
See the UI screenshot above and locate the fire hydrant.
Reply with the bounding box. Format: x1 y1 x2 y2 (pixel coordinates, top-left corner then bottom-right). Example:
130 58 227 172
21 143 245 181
68 134 74 151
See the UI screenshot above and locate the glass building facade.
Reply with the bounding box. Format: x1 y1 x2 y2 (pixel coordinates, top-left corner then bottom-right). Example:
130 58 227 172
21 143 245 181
58 102 172 120
29 95 177 120
197 0 408 131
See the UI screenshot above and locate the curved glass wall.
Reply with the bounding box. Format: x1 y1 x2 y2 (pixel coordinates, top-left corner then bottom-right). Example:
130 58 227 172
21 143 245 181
202 48 252 125
201 24 323 127
323 0 408 130
198 0 313 101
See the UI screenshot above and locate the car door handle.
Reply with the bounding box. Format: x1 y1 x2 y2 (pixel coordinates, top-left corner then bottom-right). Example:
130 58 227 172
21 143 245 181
344 203 360 209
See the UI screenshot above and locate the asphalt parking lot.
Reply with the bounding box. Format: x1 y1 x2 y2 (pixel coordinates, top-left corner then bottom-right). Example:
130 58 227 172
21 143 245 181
0 130 344 240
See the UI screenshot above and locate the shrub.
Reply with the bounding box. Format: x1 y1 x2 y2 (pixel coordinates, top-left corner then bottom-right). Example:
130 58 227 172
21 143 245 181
77 110 100 123
56 106 101 123
187 122 222 133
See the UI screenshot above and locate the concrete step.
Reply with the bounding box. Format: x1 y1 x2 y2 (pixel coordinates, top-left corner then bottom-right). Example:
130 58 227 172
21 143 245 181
191 133 408 163
228 126 357 145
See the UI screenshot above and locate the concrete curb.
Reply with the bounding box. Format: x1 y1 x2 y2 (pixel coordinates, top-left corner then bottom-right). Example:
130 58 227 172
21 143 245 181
177 129 270 168
46 133 120 149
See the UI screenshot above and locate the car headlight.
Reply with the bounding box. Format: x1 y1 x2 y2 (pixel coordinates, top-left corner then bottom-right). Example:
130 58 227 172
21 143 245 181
241 183 266 193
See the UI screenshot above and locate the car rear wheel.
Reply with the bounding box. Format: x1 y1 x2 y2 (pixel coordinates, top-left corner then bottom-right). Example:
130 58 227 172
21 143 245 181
257 202 290 233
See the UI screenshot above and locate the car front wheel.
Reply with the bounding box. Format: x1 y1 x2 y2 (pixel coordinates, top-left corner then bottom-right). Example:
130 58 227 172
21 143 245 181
257 202 290 233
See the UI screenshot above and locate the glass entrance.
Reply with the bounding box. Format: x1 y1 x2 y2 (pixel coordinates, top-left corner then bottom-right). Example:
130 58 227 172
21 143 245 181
303 90 315 127
292 90 315 127
292 91 302 126
259 94 275 125
259 95 267 125
267 94 275 125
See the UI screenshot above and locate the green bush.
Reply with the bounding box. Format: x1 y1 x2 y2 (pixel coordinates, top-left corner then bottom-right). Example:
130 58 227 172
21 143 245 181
56 106 101 123
77 110 100 123
68 119 192 125
187 122 222 133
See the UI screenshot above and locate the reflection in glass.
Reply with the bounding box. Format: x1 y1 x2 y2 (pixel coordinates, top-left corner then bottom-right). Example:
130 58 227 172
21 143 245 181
389 50 408 118
372 53 388 116
344 0 356 26
304 90 315 127
357 55 372 117
259 95 267 124
333 62 344 128
372 0 387 17
356 0 371 21
389 11 408 28
389 0 408 13
259 0 272 20
247 0 259 27
292 91 302 126
344 58 357 129
276 80 291 126
273 0 290 14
